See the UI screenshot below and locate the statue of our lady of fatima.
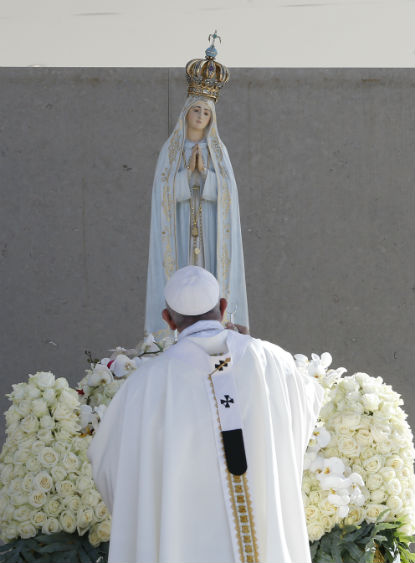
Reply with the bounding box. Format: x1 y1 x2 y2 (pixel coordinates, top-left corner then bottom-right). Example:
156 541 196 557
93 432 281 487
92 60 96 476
144 32 249 338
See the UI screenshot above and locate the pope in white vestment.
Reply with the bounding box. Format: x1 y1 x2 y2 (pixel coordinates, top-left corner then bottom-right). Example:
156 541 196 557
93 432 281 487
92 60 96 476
88 267 324 563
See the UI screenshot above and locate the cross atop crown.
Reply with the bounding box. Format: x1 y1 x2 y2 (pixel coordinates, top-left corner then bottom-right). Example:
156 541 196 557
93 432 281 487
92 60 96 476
185 31 230 103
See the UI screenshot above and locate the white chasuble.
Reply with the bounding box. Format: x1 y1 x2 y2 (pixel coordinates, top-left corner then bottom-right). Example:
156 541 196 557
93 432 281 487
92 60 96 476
88 322 324 563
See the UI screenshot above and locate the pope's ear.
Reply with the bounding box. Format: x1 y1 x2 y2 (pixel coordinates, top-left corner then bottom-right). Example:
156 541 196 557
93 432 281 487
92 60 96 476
219 298 227 319
162 308 177 330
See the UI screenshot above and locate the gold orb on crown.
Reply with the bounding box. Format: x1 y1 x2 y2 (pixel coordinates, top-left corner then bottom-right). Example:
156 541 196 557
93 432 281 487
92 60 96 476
186 31 230 103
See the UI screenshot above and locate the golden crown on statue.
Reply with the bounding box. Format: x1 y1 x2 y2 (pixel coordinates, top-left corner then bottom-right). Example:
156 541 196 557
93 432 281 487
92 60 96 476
186 31 230 103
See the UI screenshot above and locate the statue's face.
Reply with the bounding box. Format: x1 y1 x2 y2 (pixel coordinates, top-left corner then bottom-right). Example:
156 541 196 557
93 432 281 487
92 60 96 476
186 103 212 132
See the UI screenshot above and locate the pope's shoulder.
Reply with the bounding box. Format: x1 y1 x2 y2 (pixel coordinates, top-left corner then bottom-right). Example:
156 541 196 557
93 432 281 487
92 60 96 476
248 335 296 366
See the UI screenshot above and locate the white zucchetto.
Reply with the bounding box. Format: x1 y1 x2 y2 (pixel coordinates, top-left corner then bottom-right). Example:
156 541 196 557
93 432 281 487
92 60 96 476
164 266 220 315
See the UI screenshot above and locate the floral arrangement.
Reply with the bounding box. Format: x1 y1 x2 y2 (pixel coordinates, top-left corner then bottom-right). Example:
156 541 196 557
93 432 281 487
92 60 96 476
0 345 414 563
296 353 415 562
0 372 111 562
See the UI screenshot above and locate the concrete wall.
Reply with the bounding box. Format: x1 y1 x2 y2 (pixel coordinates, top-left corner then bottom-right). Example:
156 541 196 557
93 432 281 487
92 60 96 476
1 68 414 444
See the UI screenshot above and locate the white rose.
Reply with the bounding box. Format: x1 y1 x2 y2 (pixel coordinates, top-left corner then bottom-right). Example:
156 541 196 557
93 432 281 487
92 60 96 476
356 428 373 446
88 526 101 547
385 479 402 496
13 505 32 522
307 521 325 542
5 408 21 426
51 465 67 482
30 371 55 390
0 491 9 512
59 509 77 533
1 464 14 484
319 402 336 419
28 490 47 508
34 471 53 493
81 490 100 507
2 523 18 542
341 378 359 393
30 510 47 527
379 467 396 482
385 455 404 471
44 497 61 516
18 521 37 539
366 473 384 491
22 473 35 493
53 440 68 455
76 475 93 493
402 487 414 503
52 404 74 421
365 503 388 522
20 415 39 435
26 457 41 473
362 393 380 412
10 382 27 400
31 399 48 418
56 480 75 497
363 455 383 473
55 430 75 444
65 495 81 513
386 495 403 513
8 478 23 495
94 502 108 521
337 436 360 458
39 447 59 468
371 424 391 443
54 377 69 391
355 373 373 387
14 448 31 464
26 384 42 399
62 452 80 472
59 419 80 433
361 445 377 459
43 388 57 405
39 415 55 430
80 460 93 477
377 439 394 455
96 520 111 542
308 490 323 505
344 506 365 526
76 507 95 528
13 465 26 479
59 389 80 410
16 400 31 417
42 517 61 534
67 472 78 483
305 504 319 521
11 493 29 506
37 429 53 445
370 488 387 503
341 412 361 430
72 437 89 454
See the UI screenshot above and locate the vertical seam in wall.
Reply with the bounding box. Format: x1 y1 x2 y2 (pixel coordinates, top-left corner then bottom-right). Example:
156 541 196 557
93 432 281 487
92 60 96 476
167 68 170 137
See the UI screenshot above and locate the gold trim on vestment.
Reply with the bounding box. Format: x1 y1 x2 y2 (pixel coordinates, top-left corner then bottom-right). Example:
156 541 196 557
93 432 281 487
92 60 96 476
207 364 259 563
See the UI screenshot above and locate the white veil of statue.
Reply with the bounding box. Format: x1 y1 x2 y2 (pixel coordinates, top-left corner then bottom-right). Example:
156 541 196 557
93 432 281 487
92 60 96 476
145 64 249 338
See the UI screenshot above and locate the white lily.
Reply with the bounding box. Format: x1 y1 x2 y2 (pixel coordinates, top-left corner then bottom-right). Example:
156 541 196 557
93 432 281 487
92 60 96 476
112 354 137 378
79 405 93 431
87 365 114 387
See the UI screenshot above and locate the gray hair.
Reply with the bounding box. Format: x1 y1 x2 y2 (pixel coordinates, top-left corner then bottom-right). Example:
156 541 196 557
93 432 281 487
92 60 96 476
167 301 221 331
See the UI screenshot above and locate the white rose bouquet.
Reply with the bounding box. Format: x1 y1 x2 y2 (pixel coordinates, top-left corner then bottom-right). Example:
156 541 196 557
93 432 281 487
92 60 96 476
296 354 415 562
0 371 111 562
